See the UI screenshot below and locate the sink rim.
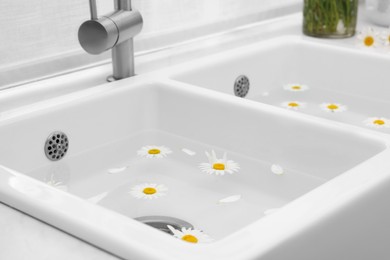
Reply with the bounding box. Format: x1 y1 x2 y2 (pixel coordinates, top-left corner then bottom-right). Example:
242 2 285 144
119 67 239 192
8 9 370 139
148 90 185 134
0 78 390 260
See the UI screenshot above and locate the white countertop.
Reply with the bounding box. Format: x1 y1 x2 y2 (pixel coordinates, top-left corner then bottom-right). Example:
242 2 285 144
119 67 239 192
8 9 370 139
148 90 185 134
0 202 121 260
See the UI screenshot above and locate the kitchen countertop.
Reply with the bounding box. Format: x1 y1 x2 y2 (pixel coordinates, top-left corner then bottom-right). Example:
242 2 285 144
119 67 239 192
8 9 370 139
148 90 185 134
1 4 387 260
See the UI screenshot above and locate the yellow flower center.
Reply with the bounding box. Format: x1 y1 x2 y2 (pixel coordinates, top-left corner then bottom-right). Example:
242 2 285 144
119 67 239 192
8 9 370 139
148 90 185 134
182 235 198 243
327 104 339 110
288 102 299 107
291 86 301 90
388 35 390 43
373 119 385 125
364 36 374 47
143 187 157 195
148 149 161 155
213 163 225 170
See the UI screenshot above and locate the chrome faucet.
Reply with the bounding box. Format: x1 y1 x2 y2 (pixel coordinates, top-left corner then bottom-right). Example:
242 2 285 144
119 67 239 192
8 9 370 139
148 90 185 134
78 0 143 81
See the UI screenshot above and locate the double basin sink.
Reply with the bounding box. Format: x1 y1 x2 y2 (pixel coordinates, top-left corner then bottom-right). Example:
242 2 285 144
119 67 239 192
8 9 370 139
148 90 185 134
0 34 390 259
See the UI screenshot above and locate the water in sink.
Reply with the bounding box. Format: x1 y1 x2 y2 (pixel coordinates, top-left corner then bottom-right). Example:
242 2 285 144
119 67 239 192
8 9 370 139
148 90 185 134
168 36 390 133
0 80 387 259
1 80 385 242
26 129 327 240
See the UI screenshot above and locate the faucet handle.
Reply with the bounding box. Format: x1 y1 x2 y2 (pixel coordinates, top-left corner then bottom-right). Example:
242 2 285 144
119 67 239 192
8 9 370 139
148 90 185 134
89 0 98 20
79 0 118 54
79 0 142 56
78 17 119 55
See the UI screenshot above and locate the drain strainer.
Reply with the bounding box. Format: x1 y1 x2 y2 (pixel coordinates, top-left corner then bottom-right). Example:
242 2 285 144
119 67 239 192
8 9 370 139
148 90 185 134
135 216 194 234
234 75 250 98
45 131 69 161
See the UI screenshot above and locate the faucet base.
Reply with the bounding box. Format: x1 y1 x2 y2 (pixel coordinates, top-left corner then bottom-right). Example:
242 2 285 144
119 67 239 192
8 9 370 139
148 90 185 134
106 75 116 82
106 74 138 82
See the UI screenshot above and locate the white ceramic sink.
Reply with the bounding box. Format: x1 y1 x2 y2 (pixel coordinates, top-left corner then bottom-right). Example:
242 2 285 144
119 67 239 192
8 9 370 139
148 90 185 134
0 77 389 259
166 36 390 134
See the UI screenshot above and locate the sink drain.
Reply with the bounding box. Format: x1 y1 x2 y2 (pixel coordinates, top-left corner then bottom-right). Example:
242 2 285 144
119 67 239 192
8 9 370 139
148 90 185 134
135 216 194 234
234 75 250 98
44 131 69 161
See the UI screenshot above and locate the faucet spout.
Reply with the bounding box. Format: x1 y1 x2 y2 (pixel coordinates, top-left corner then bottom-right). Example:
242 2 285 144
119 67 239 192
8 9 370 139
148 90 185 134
78 0 143 81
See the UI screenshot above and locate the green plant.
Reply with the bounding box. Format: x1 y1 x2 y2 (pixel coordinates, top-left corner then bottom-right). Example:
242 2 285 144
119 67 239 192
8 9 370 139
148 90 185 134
303 0 358 37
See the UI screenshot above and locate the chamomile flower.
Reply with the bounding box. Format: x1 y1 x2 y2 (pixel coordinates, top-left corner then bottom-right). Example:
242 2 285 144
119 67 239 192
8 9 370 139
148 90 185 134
320 103 347 113
129 183 168 199
280 101 306 110
357 27 379 48
283 83 309 92
167 225 213 244
363 117 390 128
199 150 240 176
137 145 172 159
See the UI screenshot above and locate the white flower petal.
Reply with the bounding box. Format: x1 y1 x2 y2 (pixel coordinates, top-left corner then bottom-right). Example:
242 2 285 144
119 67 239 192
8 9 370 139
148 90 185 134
218 195 241 204
108 166 127 174
271 164 284 175
182 148 196 156
211 150 217 162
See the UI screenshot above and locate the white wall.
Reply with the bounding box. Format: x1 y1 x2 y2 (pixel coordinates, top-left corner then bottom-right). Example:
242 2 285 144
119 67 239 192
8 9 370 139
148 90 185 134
0 0 300 87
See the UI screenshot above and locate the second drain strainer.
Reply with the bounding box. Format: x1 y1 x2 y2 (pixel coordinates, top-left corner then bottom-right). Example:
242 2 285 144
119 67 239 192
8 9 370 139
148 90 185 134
234 75 250 98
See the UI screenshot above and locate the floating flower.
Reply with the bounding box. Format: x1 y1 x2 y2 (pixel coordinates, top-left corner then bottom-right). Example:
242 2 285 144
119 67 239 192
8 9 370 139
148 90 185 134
281 101 306 110
320 103 347 113
283 83 309 92
129 183 168 199
357 27 379 48
199 150 240 176
167 225 213 244
363 117 390 128
137 145 172 159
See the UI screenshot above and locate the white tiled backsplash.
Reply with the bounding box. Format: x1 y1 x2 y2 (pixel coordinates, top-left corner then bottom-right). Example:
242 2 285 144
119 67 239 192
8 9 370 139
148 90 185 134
0 0 300 87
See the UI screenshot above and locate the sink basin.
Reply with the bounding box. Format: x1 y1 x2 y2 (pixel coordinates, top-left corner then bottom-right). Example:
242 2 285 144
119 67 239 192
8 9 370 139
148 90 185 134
166 36 390 134
0 77 389 259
